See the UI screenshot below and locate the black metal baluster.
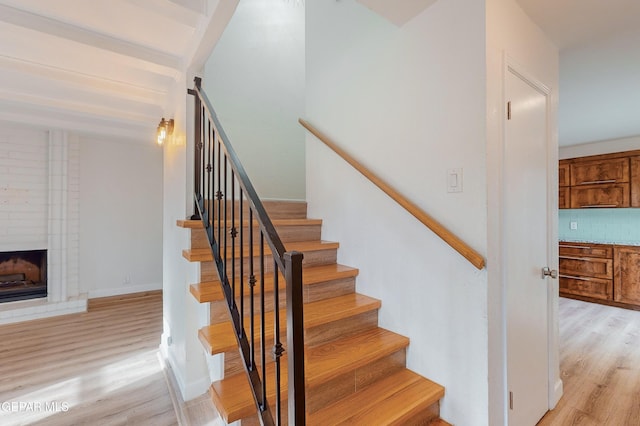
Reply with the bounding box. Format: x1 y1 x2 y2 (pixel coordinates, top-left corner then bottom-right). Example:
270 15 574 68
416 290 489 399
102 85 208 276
201 117 213 241
260 232 267 411
223 157 228 285
249 209 256 370
207 119 213 242
239 190 244 333
231 173 237 310
217 139 222 259
198 106 207 209
273 261 283 426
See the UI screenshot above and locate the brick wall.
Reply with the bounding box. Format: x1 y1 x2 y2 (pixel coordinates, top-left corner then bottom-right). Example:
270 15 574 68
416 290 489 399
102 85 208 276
0 122 84 323
0 125 48 250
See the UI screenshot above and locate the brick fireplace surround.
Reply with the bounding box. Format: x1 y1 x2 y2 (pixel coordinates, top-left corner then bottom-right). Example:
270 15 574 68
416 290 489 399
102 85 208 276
0 127 86 324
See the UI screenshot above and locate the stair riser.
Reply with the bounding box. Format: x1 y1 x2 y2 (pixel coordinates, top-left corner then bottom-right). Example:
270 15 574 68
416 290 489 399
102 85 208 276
307 349 406 414
391 401 440 426
190 225 322 249
305 277 355 303
200 250 338 282
223 348 278 378
306 310 378 347
209 291 287 325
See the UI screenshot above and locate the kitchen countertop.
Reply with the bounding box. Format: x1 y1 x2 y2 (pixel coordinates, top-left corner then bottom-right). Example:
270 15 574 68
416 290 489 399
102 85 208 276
560 239 640 247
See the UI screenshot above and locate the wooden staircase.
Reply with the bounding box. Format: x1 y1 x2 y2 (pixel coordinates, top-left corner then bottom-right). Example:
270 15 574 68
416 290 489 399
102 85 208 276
178 200 450 425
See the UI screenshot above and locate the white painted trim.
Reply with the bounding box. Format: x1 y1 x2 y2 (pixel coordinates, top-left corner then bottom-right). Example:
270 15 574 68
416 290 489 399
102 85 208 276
503 53 562 415
88 282 162 299
0 296 87 325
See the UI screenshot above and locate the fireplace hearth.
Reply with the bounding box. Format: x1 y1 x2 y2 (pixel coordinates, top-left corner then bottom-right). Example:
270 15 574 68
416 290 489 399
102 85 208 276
0 250 47 303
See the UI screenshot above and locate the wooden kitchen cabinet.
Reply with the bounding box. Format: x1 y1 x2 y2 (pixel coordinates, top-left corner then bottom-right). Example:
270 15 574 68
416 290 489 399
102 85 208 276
570 183 630 208
631 156 640 207
570 157 629 186
559 162 571 187
559 242 613 301
559 161 571 209
560 242 640 309
614 246 640 306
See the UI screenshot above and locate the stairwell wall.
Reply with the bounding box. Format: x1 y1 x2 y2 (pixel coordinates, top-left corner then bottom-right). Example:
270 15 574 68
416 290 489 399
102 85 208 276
305 1 488 424
202 0 305 200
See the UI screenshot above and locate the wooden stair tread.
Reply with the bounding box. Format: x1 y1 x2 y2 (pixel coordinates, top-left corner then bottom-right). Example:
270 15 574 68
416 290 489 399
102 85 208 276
189 263 359 303
210 327 408 423
177 218 322 228
308 369 445 425
199 293 380 355
306 327 409 386
211 355 289 422
430 419 452 426
182 240 340 262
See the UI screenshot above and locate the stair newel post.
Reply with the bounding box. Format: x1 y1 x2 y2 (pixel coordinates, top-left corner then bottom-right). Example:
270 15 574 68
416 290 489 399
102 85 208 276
285 251 306 425
189 77 202 221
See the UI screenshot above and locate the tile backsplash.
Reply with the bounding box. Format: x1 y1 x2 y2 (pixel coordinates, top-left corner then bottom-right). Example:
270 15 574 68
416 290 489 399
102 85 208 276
559 209 640 245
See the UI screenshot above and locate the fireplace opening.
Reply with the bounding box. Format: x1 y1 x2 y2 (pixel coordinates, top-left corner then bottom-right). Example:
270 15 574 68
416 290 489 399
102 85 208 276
0 250 47 303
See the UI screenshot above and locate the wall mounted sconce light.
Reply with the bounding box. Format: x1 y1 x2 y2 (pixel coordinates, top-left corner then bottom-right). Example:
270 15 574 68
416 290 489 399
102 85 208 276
157 117 174 145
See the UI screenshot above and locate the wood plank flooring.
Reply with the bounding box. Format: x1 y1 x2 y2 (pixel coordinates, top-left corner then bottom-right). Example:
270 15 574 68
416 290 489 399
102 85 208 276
0 292 178 426
538 297 640 425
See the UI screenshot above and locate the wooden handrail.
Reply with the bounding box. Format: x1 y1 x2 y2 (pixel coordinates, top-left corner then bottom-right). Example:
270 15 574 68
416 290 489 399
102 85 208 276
299 118 486 270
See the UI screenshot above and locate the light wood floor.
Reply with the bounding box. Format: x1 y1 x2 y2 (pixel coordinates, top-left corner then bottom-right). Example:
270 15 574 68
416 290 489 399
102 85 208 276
538 297 640 425
0 292 178 426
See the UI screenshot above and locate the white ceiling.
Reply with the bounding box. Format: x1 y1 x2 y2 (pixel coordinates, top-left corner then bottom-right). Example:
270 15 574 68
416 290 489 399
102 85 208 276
0 0 238 141
0 0 637 146
516 0 640 146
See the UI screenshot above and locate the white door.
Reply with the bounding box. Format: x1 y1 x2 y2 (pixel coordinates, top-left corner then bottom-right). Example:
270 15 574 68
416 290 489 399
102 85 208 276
505 66 550 426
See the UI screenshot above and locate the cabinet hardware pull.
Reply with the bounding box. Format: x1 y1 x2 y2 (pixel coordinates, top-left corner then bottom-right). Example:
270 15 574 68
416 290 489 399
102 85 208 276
580 204 618 208
577 179 617 185
559 244 592 250
559 274 595 282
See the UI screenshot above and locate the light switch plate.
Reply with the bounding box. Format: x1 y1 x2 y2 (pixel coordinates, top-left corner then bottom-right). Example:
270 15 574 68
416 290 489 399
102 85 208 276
447 168 463 193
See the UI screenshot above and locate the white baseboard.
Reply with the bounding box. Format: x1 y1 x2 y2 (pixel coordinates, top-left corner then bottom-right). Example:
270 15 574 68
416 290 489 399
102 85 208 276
550 378 563 409
88 282 162 299
160 343 211 402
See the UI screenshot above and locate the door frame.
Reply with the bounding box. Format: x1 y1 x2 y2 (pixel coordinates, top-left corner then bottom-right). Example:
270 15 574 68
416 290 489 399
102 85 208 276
501 54 562 421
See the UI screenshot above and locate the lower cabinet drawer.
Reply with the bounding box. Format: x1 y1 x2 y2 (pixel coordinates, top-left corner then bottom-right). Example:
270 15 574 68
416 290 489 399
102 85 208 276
559 275 613 301
559 256 613 279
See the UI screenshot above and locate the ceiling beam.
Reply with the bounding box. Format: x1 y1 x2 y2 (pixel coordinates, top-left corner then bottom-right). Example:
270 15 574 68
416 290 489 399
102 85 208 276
0 3 182 71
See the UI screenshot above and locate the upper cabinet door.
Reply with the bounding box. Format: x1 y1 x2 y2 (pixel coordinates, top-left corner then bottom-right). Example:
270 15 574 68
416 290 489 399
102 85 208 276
631 156 640 207
570 158 630 186
559 162 571 187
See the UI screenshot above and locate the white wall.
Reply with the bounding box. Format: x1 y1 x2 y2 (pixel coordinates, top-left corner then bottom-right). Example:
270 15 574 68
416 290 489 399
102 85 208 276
160 73 211 401
79 136 163 298
306 1 488 424
559 134 640 159
202 0 305 200
486 0 559 423
0 122 48 251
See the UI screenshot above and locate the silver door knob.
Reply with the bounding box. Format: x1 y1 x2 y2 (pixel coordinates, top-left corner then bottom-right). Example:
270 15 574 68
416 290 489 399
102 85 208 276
541 267 558 279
